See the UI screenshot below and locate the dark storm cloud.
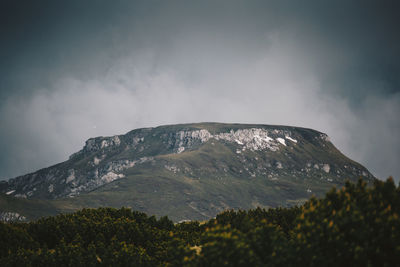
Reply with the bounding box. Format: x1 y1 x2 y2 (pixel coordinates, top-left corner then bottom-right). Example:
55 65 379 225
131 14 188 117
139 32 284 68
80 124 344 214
0 0 399 181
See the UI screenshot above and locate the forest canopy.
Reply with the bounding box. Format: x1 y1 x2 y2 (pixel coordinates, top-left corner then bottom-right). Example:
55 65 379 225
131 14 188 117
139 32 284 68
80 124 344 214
1 178 399 266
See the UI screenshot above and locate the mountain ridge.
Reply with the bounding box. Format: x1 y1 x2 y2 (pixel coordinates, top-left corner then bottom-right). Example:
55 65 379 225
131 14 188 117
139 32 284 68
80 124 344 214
0 122 375 221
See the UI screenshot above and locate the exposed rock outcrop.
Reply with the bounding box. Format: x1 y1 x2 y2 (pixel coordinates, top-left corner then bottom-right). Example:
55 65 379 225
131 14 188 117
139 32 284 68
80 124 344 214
0 211 26 222
0 123 374 205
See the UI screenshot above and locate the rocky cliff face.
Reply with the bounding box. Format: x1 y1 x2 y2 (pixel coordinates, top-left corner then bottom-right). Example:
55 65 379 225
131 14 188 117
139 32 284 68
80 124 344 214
0 211 26 222
0 123 375 221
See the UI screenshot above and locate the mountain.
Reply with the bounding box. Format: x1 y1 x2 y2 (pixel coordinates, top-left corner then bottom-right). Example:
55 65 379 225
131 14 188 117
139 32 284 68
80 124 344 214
0 123 375 222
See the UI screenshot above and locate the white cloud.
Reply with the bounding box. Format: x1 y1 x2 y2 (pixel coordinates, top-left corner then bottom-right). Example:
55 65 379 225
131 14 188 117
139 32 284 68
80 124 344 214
0 32 399 182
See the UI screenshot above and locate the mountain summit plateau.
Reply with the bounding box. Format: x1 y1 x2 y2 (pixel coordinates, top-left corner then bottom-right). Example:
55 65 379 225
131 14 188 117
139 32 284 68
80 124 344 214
0 123 374 221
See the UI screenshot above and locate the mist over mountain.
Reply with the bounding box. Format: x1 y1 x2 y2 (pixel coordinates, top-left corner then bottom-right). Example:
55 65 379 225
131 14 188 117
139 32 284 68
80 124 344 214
0 1 399 183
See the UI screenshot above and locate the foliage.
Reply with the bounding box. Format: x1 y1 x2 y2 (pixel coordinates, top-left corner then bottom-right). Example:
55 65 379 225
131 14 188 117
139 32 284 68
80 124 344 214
1 178 399 266
291 178 400 266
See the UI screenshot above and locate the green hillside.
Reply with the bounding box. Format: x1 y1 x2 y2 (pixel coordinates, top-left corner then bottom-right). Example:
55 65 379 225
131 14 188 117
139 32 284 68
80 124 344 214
0 123 375 221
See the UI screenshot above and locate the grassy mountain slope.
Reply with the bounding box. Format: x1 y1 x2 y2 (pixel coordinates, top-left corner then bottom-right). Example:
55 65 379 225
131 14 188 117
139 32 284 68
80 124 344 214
0 123 375 221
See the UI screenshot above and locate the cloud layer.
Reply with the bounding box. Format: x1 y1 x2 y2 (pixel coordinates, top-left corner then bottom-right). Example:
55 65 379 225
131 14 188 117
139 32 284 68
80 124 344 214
0 0 399 181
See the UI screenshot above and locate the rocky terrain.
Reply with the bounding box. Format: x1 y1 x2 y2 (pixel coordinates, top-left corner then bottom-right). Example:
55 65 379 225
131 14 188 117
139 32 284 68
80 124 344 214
0 123 375 221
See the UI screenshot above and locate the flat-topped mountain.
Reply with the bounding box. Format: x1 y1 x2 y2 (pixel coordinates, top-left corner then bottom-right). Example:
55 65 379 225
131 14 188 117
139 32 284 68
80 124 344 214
0 123 374 221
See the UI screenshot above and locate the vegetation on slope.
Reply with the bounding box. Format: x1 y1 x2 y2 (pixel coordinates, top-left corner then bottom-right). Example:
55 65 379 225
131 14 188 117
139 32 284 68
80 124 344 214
1 178 399 266
1 123 375 222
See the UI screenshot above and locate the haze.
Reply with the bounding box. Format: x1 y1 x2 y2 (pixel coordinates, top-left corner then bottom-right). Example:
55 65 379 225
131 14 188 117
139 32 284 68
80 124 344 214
0 0 399 181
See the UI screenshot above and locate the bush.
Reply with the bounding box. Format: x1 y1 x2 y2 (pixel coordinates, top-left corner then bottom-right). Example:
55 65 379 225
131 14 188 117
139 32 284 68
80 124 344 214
1 178 399 266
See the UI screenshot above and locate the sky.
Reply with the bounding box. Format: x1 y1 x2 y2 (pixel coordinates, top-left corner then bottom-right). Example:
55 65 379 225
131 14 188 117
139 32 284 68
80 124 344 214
0 0 399 182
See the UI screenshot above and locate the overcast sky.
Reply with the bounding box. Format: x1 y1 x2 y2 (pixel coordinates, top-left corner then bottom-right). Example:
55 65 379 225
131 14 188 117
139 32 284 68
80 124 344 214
0 0 399 182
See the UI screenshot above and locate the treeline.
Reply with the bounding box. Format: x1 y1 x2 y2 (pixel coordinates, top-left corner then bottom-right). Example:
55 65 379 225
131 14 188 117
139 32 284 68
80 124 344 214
1 178 399 266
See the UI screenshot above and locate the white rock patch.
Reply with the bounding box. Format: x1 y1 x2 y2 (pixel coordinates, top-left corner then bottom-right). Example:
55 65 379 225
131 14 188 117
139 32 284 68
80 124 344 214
320 134 330 142
66 170 76 183
165 164 180 173
322 164 330 173
0 212 26 222
93 154 106 165
93 157 101 165
65 158 154 198
6 190 15 195
100 172 125 183
235 139 244 145
276 138 286 146
285 136 298 143
101 136 121 148
172 128 298 154
215 129 278 151
132 137 144 145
